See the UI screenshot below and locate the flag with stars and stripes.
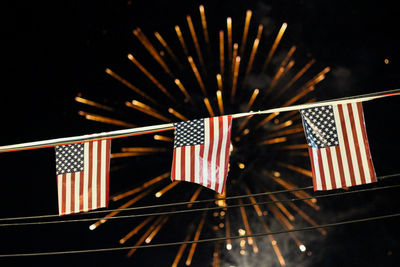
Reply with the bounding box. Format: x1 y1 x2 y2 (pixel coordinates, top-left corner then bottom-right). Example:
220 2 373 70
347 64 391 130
300 102 376 191
55 140 111 215
171 115 233 194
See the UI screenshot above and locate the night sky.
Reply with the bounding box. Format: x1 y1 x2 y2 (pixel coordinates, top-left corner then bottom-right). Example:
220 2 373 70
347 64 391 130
1 0 400 266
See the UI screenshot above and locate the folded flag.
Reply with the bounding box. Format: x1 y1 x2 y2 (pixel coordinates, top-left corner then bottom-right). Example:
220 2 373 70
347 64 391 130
55 140 111 215
171 115 233 194
300 102 376 190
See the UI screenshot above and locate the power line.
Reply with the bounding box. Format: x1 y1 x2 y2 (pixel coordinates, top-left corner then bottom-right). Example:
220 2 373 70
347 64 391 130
1 173 398 223
0 212 399 258
1 183 399 227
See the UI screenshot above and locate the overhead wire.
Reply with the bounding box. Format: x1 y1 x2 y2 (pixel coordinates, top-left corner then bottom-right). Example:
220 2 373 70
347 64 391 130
1 173 398 224
0 180 399 227
0 212 399 257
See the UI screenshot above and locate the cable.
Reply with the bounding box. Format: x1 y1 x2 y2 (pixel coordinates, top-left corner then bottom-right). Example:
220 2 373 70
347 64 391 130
0 183 399 227
1 173 398 223
0 212 399 257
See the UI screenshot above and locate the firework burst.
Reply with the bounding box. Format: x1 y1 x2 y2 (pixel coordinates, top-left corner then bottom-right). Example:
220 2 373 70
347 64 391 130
75 4 330 266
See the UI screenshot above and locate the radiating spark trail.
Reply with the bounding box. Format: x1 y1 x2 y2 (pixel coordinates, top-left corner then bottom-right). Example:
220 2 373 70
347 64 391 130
231 56 241 102
132 28 174 78
75 96 114 112
247 88 259 110
127 216 165 257
204 97 215 117
153 135 173 142
227 17 233 72
219 31 225 77
78 111 136 128
145 215 170 244
185 211 207 265
90 189 153 230
262 22 287 72
112 172 170 201
155 181 180 198
168 108 189 121
243 38 260 85
188 56 207 96
187 15 206 73
276 162 313 178
172 226 195 267
239 10 252 57
238 199 259 253
127 54 176 102
257 215 286 266
268 172 319 210
187 187 203 208
154 32 182 68
216 90 224 115
174 79 193 104
175 25 190 57
105 68 156 104
125 100 171 122
120 216 154 244
199 5 210 50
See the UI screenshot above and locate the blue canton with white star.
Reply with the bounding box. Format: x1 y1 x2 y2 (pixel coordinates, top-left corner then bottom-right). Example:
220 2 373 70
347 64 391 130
300 105 340 148
55 143 84 175
174 119 205 148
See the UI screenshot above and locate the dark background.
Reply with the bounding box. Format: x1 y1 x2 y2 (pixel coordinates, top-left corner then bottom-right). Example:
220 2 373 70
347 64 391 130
1 0 399 266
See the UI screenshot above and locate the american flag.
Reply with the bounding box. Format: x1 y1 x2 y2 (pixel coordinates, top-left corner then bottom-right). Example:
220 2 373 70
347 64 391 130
171 115 233 194
55 140 111 215
300 102 376 190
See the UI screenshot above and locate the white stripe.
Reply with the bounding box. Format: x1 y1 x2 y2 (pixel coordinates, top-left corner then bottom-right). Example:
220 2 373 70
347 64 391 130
329 147 342 188
333 105 352 187
320 149 332 190
351 103 371 183
65 173 71 215
185 145 191 182
100 140 107 207
175 147 181 180
74 172 80 212
342 104 362 185
194 145 200 184
217 116 228 193
311 148 322 190
210 118 219 190
202 118 210 187
57 175 63 214
92 141 98 208
83 142 89 211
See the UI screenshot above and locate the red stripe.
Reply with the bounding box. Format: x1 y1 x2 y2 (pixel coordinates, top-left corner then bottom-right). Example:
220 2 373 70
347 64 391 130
347 103 366 184
325 147 337 189
220 116 233 194
181 146 186 181
356 102 376 182
61 174 66 216
97 141 102 208
316 149 326 190
337 104 356 186
335 146 347 187
215 116 224 190
207 117 215 188
79 172 84 212
171 148 177 181
71 173 76 213
308 147 318 191
190 146 195 183
88 141 93 211
105 140 111 207
198 144 205 185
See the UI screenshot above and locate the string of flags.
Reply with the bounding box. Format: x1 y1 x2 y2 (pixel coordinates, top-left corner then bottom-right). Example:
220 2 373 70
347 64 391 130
0 89 399 215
